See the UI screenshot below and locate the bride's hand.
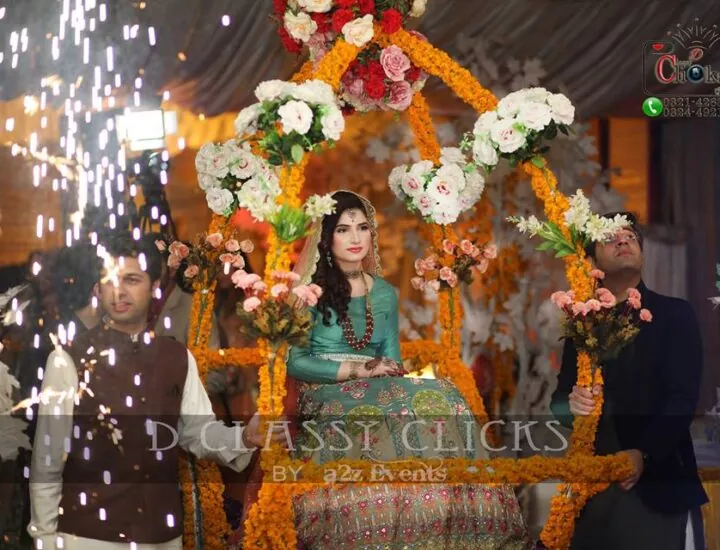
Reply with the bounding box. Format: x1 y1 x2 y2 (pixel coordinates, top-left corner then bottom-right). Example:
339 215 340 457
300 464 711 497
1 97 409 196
364 357 407 377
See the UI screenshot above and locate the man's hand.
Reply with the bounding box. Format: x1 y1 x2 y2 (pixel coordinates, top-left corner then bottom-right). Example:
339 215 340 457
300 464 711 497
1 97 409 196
568 384 602 416
617 449 644 491
242 413 289 449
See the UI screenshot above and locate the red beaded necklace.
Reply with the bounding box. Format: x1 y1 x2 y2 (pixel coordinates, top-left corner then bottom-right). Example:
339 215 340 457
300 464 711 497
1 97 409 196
339 273 374 351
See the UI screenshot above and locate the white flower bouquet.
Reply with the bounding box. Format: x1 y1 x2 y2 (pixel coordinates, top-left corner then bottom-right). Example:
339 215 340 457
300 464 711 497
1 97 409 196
266 193 337 243
507 190 630 257
234 79 345 166
462 87 575 172
195 140 280 217
388 147 485 225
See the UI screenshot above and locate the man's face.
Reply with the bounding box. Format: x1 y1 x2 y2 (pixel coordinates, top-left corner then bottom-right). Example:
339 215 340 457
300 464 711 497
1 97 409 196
594 227 643 276
98 256 157 326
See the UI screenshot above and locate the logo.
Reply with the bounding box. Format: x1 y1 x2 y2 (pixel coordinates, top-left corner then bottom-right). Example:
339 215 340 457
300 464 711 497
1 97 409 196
644 18 720 96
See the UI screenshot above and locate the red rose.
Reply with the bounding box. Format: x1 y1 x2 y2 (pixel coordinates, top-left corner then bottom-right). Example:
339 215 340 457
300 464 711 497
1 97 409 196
358 0 375 15
365 77 386 100
278 28 302 53
311 13 331 33
336 0 355 7
380 8 402 34
272 0 287 16
332 9 354 33
368 60 385 79
406 66 422 82
355 62 369 78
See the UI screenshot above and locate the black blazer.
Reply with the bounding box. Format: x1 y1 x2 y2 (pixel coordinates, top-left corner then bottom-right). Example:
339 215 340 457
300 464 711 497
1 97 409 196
551 281 708 513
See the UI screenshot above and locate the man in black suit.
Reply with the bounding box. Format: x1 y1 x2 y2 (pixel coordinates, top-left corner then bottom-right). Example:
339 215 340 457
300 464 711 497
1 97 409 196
550 212 708 550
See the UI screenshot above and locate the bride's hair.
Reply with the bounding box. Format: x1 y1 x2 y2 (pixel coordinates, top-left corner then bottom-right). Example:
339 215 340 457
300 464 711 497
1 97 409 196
312 191 368 326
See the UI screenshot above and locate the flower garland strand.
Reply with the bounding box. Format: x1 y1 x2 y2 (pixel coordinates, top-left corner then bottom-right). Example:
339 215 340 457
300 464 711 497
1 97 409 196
406 92 441 164
375 27 497 114
311 38 360 90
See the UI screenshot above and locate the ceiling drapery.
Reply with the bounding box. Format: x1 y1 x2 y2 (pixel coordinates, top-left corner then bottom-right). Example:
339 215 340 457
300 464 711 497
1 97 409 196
1 1 719 121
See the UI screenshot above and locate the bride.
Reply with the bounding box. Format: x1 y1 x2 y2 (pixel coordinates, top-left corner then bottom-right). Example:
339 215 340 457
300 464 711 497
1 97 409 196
287 190 530 549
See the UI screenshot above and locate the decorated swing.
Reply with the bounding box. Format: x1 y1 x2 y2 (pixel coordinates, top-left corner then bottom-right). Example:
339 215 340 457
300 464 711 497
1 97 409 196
178 2 636 548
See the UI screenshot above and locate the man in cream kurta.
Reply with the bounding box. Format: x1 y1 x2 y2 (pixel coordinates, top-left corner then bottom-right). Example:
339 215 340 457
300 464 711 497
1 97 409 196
27 235 274 550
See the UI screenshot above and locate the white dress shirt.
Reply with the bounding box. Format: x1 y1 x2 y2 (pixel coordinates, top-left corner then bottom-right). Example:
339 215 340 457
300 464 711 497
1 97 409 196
28 346 254 550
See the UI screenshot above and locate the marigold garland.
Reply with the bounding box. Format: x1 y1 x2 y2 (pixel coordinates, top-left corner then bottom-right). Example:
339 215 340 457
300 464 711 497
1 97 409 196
375 27 497 114
406 93 441 164
311 38 360 91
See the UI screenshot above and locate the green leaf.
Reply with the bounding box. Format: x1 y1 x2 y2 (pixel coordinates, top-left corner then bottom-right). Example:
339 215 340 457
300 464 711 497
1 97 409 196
291 143 304 164
536 241 555 251
559 125 569 135
530 156 544 168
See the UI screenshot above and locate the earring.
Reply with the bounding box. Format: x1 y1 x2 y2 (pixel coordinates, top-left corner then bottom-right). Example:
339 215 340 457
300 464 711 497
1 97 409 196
326 251 333 266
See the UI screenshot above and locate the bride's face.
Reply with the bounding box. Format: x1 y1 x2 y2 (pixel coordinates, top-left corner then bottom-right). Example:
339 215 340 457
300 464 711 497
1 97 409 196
331 208 372 266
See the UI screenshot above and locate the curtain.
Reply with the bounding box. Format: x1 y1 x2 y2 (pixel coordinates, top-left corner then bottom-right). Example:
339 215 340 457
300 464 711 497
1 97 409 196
642 225 688 299
657 118 720 410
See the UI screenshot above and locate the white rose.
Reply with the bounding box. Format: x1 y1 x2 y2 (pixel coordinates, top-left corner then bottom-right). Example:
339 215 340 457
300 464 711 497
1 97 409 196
195 143 217 175
426 173 459 205
206 188 235 216
202 144 232 178
472 136 499 167
297 0 332 12
516 102 552 131
547 93 575 125
278 100 314 135
409 160 434 177
255 80 294 102
342 15 374 47
431 198 462 225
227 145 259 180
414 192 434 216
497 91 526 118
410 0 427 17
401 171 425 197
320 107 345 141
473 111 498 137
436 163 466 192
294 79 337 106
284 11 317 42
234 104 262 136
523 87 550 103
489 118 527 154
388 165 407 198
440 147 466 166
198 172 220 192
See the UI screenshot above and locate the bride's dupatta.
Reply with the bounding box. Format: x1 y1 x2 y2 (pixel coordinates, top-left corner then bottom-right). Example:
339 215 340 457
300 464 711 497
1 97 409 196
238 191 381 543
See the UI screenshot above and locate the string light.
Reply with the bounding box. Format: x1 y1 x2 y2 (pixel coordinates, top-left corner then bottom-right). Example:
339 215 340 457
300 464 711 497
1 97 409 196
221 15 231 26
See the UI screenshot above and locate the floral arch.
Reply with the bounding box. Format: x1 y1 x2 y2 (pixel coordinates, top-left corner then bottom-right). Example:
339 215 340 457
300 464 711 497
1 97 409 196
181 16 633 550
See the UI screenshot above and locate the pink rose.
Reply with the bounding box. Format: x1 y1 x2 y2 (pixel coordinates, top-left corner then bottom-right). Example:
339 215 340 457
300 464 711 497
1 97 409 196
446 272 458 288
232 255 246 269
184 265 200 279
225 239 240 252
442 239 455 255
308 283 323 298
242 296 262 313
414 259 426 276
386 81 413 111
232 271 262 290
347 78 365 97
627 288 641 301
252 281 267 293
205 233 223 248
169 241 190 259
219 253 236 265
460 240 474 255
292 285 318 307
155 240 167 252
167 254 181 269
595 288 616 308
271 270 301 282
240 239 254 254
589 269 605 280
271 283 289 298
380 45 411 82
483 244 498 259
628 297 641 310
586 299 602 312
411 276 425 291
439 267 454 282
470 246 481 258
639 308 653 322
572 302 590 316
551 291 573 309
